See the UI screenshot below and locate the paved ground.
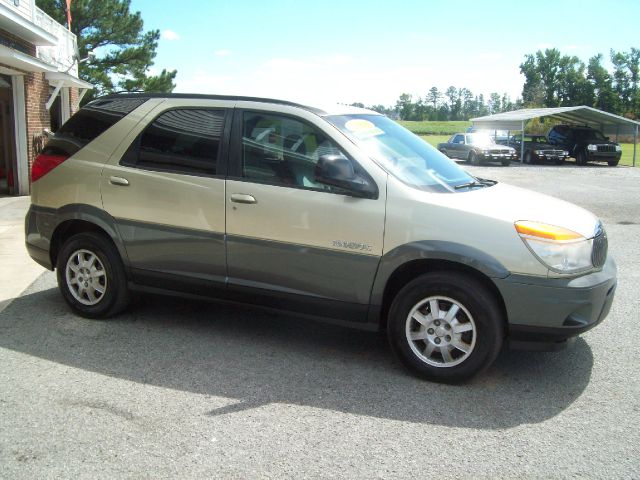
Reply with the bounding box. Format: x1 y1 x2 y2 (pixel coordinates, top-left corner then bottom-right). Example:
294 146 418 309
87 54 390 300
1 164 639 479
0 196 45 313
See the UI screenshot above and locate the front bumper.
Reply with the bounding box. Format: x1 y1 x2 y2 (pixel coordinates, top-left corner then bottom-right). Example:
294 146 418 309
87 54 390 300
586 151 622 161
479 153 518 162
533 152 568 163
495 256 617 351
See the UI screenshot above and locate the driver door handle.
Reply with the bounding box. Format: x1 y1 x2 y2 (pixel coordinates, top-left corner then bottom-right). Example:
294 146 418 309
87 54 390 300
230 193 257 204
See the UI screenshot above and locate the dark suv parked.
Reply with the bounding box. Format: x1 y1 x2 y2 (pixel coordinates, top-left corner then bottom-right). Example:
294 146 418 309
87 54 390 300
547 125 622 166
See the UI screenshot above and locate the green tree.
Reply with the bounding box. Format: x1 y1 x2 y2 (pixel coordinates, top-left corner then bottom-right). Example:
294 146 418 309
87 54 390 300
395 93 414 120
36 0 177 103
587 54 616 113
426 86 441 109
488 92 501 114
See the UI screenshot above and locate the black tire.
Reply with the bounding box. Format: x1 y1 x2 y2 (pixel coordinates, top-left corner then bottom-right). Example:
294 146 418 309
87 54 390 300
575 150 588 166
524 151 533 164
608 159 619 167
501 159 510 166
56 232 130 319
387 272 504 383
555 158 565 165
468 151 480 165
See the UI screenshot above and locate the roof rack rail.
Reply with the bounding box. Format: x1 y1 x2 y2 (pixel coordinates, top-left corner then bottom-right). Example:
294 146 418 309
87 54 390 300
92 92 325 114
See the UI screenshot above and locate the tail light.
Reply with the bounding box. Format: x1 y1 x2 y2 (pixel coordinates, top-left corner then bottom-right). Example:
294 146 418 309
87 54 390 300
31 153 69 182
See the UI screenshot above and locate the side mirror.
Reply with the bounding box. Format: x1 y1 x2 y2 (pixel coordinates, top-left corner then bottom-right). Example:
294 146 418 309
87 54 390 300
315 155 376 199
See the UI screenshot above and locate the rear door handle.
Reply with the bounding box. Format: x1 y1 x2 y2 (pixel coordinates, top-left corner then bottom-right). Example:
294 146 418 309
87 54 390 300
109 176 129 186
230 193 257 204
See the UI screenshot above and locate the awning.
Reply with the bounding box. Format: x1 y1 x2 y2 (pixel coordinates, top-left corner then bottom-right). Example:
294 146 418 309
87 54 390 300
0 44 57 73
45 71 94 90
471 106 640 135
45 71 93 110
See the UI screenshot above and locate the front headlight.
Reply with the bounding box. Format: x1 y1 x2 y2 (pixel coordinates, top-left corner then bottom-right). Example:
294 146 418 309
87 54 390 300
515 221 593 273
615 145 622 152
562 150 569 156
534 150 544 155
587 144 597 151
483 150 490 155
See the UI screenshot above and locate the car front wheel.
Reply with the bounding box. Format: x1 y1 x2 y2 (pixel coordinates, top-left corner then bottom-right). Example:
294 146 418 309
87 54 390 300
56 232 130 318
387 272 503 383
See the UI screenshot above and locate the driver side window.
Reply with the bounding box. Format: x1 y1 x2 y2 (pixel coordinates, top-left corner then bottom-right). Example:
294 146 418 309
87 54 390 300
241 112 349 191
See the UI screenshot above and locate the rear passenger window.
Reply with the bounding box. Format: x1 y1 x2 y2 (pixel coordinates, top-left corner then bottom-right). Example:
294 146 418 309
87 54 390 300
124 109 224 176
43 98 148 157
241 112 348 190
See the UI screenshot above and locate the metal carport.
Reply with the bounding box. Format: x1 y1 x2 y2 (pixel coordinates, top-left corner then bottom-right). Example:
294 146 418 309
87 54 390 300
471 106 640 166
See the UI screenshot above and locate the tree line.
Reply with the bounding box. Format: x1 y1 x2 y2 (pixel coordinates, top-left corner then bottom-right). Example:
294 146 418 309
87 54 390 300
360 47 639 122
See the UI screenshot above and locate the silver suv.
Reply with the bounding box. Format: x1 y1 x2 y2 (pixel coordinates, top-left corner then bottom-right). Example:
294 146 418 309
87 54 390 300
25 94 617 382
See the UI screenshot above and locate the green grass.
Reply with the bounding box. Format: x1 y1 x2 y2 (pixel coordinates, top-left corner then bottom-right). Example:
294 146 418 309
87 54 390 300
416 132 639 167
399 120 471 136
619 144 638 167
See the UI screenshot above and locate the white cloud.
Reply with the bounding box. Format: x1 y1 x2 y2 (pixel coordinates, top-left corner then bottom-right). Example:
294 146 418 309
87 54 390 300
214 49 231 57
161 29 180 41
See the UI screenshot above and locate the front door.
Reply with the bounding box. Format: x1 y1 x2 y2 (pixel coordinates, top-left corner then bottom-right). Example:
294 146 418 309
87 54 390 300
101 100 232 293
224 107 386 322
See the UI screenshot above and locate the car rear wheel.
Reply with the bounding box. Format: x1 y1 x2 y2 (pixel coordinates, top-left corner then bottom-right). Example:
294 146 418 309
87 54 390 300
387 272 504 383
469 152 480 165
56 232 130 318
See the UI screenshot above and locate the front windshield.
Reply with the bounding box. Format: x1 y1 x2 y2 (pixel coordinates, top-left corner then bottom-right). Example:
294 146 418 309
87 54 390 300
574 128 606 140
326 114 476 193
466 134 495 146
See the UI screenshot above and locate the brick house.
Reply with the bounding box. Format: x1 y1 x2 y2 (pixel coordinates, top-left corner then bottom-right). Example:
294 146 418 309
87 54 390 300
0 0 91 195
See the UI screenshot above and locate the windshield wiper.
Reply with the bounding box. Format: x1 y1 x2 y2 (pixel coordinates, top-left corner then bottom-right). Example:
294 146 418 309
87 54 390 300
475 176 498 186
454 181 486 190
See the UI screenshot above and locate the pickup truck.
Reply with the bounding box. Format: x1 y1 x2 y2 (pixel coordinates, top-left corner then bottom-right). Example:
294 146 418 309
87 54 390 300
438 133 517 166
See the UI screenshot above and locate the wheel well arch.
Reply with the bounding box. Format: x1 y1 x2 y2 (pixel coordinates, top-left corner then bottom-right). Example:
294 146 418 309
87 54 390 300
379 258 507 330
50 220 114 268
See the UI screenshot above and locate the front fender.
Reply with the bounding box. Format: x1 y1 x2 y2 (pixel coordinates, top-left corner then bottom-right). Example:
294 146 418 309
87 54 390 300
369 240 510 306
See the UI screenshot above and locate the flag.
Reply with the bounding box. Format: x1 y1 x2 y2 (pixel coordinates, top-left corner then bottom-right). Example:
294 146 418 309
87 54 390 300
65 0 72 30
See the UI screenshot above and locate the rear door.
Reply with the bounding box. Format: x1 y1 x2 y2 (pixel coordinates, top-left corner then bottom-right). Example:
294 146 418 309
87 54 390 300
100 99 232 293
224 104 387 322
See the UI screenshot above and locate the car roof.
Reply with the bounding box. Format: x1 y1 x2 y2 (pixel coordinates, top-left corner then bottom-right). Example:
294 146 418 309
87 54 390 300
95 93 380 117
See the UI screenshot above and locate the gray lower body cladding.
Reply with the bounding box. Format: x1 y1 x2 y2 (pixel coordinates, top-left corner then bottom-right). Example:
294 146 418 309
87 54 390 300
496 257 617 349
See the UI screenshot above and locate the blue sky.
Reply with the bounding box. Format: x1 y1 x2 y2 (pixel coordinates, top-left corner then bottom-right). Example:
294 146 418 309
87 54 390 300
129 0 640 106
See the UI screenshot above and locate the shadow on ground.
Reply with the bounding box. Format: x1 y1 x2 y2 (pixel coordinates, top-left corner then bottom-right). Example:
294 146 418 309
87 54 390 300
0 273 594 428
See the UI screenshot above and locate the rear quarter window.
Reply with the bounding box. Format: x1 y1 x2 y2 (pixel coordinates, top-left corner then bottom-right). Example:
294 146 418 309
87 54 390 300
42 98 148 157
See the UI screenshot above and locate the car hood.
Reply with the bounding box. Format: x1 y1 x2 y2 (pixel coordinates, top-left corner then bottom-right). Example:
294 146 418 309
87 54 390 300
447 182 599 238
525 141 558 149
582 138 618 145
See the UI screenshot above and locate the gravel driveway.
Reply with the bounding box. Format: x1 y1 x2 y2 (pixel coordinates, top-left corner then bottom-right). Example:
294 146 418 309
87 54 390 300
1 163 638 479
